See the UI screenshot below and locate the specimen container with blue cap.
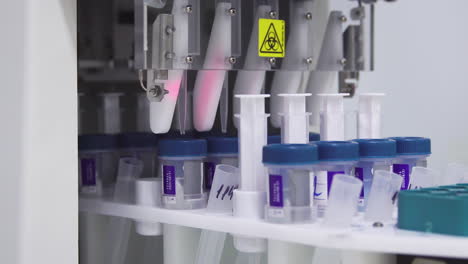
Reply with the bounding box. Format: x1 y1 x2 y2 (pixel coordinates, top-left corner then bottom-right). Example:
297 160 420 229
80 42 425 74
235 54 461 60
79 134 119 195
263 144 319 223
203 136 238 191
390 137 431 190
354 138 397 209
158 138 207 210
314 141 360 214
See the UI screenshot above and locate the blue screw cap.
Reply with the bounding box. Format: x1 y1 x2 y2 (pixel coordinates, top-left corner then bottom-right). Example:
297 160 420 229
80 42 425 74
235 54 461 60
263 144 319 166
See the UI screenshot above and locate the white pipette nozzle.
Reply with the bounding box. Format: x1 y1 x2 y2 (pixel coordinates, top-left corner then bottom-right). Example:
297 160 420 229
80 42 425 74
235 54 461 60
278 93 311 144
318 93 348 141
358 93 385 139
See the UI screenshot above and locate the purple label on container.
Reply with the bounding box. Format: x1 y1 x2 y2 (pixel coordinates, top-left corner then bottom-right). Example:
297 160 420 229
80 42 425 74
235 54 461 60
163 165 176 195
269 174 283 207
355 167 364 198
204 162 216 189
327 171 345 194
393 164 410 190
81 158 96 186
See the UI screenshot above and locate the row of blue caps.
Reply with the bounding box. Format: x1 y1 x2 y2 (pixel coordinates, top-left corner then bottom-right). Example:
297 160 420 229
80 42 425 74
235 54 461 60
263 137 431 165
79 133 430 164
79 132 320 155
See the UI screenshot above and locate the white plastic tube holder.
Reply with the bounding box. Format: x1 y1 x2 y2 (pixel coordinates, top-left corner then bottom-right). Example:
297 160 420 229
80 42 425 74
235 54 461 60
135 178 163 236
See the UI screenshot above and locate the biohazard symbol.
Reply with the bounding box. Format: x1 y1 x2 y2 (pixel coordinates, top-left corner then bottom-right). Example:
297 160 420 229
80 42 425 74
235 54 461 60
258 19 285 58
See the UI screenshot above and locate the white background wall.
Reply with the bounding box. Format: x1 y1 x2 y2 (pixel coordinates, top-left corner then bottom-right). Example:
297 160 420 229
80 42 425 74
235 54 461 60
0 0 77 264
348 0 468 174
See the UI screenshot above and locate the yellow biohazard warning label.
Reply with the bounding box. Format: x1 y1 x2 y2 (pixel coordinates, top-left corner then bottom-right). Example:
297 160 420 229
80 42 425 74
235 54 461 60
258 18 285 58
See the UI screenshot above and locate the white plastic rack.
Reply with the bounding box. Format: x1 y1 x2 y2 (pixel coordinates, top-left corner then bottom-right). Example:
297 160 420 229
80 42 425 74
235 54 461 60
80 196 468 259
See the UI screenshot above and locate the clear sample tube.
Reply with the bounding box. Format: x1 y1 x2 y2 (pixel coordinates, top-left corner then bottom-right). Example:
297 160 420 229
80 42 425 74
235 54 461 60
390 137 431 190
408 167 439 190
114 157 143 203
323 174 363 228
158 138 207 210
314 141 359 214
263 144 319 223
358 93 385 139
204 137 239 191
364 170 402 223
118 132 158 178
354 139 397 209
444 163 468 185
98 93 123 134
78 134 119 195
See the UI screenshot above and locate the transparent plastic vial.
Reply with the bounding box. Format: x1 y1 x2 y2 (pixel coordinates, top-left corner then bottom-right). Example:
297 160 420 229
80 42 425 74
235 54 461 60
203 137 238 191
118 132 158 178
390 137 431 190
263 144 319 223
78 134 119 195
158 138 207 210
353 139 397 210
314 141 359 215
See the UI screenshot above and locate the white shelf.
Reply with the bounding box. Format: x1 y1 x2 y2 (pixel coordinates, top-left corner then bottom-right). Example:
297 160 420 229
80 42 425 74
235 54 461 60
80 196 468 259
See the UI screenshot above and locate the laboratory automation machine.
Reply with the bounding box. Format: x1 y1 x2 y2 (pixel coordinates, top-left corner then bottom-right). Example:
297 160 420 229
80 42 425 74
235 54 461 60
4 0 468 264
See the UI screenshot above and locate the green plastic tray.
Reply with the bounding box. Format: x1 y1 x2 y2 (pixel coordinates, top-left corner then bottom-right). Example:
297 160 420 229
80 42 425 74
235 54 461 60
398 184 468 236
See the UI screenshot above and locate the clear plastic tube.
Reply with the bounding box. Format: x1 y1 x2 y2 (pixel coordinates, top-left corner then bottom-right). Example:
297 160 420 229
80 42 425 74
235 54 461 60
364 170 402 223
323 174 362 228
113 157 143 203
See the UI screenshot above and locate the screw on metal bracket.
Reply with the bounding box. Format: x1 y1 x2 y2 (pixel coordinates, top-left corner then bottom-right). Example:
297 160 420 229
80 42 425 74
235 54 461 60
305 57 313 65
165 26 175 35
227 8 237 16
165 52 175 60
373 222 384 228
228 56 237 65
305 12 313 20
339 15 348 22
149 84 169 102
269 11 277 19
185 5 193 14
269 58 276 66
185 56 193 64
339 58 347 66
351 7 365 20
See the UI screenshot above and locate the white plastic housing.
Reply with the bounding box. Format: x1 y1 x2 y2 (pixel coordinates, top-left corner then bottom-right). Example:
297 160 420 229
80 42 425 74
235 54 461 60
319 94 347 141
270 2 315 128
364 170 402 223
232 5 271 128
323 174 362 228
193 2 232 131
135 178 163 236
279 93 311 144
358 93 385 139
